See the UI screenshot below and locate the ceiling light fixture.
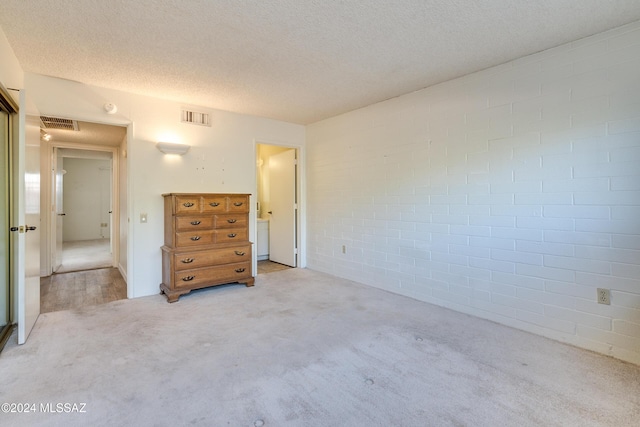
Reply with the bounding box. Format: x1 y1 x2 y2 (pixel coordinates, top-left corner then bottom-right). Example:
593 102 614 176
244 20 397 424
156 141 190 155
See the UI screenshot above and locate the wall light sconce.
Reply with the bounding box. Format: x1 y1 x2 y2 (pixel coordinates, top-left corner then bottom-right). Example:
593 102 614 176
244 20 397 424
156 141 190 155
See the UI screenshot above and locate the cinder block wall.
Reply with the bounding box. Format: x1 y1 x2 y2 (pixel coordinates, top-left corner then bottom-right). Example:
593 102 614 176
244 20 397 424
306 22 640 364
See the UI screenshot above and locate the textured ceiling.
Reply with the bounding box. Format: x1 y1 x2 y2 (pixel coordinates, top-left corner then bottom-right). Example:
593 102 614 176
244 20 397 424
1 1 640 125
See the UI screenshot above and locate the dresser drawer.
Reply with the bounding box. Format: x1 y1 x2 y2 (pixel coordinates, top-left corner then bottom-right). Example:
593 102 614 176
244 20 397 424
214 214 248 229
174 262 252 289
202 195 228 213
227 195 249 213
176 216 214 231
214 228 247 243
174 196 202 214
173 245 251 271
175 230 215 247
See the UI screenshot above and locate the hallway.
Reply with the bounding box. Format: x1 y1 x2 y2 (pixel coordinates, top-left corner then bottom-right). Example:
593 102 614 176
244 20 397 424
40 268 126 313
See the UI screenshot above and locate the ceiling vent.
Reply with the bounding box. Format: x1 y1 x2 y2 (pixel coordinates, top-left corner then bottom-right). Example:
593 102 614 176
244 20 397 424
40 116 79 131
181 108 211 127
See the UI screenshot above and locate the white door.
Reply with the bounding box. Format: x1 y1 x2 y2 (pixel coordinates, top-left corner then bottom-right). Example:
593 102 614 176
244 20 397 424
14 92 40 344
52 147 64 272
268 149 296 267
100 163 112 249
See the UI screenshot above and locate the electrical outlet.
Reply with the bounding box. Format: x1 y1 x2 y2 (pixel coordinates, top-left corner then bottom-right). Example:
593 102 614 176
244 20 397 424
342 245 346 254
597 288 610 305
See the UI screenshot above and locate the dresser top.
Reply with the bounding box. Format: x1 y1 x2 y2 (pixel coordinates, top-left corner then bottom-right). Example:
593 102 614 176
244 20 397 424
162 193 251 197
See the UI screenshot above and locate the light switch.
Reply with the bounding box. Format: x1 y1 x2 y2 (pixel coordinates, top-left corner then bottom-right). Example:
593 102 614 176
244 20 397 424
140 213 147 223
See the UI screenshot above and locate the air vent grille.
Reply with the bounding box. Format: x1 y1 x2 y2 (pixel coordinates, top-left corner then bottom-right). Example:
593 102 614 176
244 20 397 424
40 116 79 131
181 108 211 127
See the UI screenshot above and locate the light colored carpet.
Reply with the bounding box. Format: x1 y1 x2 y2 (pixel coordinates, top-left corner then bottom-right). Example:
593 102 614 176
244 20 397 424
1 268 638 426
56 239 112 273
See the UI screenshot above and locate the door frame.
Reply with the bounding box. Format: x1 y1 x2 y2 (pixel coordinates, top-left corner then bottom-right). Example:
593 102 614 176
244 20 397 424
253 139 306 275
0 83 17 351
43 141 120 276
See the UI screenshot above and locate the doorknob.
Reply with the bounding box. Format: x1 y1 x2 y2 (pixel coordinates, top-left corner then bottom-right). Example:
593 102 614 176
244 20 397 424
57 213 66 216
268 211 273 214
9 225 36 232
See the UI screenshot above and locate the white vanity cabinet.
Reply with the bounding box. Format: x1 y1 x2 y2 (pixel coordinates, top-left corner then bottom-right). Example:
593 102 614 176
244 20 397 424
257 218 269 260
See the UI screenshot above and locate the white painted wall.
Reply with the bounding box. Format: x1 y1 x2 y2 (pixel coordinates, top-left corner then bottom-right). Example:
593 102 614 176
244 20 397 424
24 73 305 299
62 157 111 241
0 26 23 98
307 22 640 364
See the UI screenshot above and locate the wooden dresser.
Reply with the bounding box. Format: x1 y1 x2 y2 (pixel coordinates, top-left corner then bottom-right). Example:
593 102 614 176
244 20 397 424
160 193 254 302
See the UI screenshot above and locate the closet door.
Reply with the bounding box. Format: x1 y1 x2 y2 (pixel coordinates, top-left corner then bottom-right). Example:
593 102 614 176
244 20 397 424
0 105 11 350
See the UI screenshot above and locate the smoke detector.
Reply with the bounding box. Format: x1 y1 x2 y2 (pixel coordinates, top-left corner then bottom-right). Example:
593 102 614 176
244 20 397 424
104 103 118 114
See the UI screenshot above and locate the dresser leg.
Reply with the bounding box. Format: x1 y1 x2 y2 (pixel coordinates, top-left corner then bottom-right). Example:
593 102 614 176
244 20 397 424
165 293 182 303
244 277 255 287
160 283 186 303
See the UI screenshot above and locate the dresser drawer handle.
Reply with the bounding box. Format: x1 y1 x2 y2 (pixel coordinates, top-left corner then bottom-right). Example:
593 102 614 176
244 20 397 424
234 251 246 256
227 219 237 223
190 236 201 241
182 275 195 281
227 233 237 238
190 220 201 225
235 268 246 273
181 258 194 264
233 202 243 207
183 202 194 207
209 202 220 207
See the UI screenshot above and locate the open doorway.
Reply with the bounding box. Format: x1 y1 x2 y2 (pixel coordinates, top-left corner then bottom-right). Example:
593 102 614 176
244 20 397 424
256 143 298 274
40 118 127 313
53 149 113 273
